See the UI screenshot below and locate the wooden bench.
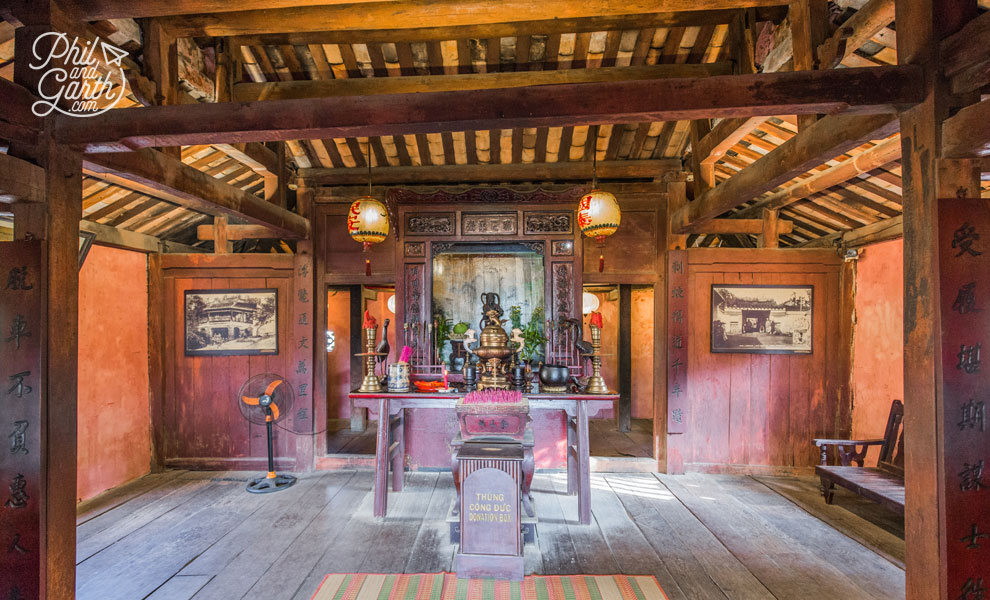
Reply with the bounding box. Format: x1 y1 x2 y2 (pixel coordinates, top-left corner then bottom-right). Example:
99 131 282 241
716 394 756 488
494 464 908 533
813 399 905 515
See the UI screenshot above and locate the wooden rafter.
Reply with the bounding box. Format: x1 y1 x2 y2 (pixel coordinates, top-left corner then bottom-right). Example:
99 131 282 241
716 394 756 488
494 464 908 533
82 148 311 238
56 66 922 152
0 152 46 203
733 136 902 218
233 62 733 101
299 159 681 185
673 113 899 233
941 98 990 159
155 2 783 37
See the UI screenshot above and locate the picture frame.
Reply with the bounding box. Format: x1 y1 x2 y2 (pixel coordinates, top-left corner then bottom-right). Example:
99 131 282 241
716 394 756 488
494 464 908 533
710 284 813 354
184 288 278 356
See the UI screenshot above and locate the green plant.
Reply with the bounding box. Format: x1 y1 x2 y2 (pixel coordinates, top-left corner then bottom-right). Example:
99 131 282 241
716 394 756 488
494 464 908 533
509 305 545 361
432 308 453 364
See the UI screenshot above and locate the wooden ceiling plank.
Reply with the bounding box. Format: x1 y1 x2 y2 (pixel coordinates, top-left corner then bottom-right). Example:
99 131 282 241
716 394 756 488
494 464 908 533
85 192 143 222
84 148 310 238
732 136 901 217
673 113 899 233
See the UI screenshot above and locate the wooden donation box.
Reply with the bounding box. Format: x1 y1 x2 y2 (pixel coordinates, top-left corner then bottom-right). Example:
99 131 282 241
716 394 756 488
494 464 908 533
456 442 525 580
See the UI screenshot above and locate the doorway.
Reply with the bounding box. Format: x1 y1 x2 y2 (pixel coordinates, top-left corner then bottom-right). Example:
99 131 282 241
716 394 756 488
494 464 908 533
324 284 395 455
582 284 655 460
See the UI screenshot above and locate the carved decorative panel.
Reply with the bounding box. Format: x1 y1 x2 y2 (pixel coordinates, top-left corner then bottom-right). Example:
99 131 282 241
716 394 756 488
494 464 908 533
551 240 574 256
524 212 573 234
386 186 586 204
551 262 574 319
404 264 424 322
404 242 425 258
406 213 454 235
462 213 517 236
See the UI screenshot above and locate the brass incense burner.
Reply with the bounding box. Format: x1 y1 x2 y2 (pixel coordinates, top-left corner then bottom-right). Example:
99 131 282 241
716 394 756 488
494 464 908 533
468 293 514 390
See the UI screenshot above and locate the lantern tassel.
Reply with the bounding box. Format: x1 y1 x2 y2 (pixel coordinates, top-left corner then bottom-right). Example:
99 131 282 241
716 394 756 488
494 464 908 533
366 259 372 277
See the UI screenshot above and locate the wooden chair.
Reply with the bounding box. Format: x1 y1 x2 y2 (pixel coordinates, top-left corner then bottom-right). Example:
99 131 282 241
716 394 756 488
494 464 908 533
813 399 905 515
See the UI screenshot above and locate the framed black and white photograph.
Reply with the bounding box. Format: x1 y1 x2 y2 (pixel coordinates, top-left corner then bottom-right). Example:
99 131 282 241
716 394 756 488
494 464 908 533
184 288 278 356
711 284 813 354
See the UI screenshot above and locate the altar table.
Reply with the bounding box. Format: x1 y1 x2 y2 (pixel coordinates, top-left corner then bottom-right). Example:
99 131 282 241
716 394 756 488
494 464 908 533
349 391 618 524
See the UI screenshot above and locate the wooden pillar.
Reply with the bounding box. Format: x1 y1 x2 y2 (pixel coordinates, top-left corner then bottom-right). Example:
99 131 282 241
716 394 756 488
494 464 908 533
292 183 316 471
617 284 632 433
790 0 828 130
896 1 982 599
688 120 714 199
760 208 780 248
3 11 82 598
142 19 180 159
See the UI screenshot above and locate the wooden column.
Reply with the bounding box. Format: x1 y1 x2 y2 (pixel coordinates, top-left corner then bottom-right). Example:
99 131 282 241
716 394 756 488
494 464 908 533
790 0 828 130
3 11 82 598
759 208 780 248
292 184 316 471
896 1 982 598
617 284 632 433
142 19 180 159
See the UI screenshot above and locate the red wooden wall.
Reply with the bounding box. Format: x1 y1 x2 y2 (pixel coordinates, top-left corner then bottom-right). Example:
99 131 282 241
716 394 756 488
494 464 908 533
156 254 312 471
669 248 853 473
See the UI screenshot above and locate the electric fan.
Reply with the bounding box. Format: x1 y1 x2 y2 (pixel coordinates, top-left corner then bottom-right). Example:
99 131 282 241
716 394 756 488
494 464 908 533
238 373 297 493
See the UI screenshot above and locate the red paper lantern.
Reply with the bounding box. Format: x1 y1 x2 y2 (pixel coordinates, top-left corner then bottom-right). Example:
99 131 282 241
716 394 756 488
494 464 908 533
577 189 621 272
347 196 389 276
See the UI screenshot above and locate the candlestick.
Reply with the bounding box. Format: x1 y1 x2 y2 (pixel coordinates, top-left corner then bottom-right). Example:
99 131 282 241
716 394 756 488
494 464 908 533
358 326 384 393
585 323 610 394
442 364 448 389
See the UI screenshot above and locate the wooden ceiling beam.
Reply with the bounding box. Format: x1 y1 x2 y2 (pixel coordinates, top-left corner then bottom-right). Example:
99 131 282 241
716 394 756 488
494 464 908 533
80 218 204 253
673 113 900 233
298 158 681 185
798 214 902 248
61 0 786 21
941 98 990 159
152 2 782 37
695 116 766 166
82 148 311 238
817 0 895 69
941 9 990 95
732 135 902 218
223 11 743 47
57 66 923 152
0 152 46 204
683 217 795 235
234 63 733 102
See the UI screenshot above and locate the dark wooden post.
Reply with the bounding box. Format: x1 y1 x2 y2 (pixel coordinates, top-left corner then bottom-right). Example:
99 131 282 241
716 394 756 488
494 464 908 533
2 8 82 598
896 0 983 598
617 284 632 432
349 284 366 431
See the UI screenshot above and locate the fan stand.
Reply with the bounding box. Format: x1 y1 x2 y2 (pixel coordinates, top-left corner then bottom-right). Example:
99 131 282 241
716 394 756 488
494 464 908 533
247 408 297 494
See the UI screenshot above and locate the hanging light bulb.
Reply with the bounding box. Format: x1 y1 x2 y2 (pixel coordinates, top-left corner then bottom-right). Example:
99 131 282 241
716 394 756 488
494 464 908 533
577 125 621 272
347 141 389 276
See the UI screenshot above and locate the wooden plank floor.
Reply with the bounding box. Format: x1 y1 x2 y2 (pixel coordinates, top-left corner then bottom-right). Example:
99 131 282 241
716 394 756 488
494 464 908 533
76 471 904 600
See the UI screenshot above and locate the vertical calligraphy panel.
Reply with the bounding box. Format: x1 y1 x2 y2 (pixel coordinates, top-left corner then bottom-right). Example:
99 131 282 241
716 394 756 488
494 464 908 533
938 198 990 596
0 241 43 600
666 250 688 473
292 248 315 468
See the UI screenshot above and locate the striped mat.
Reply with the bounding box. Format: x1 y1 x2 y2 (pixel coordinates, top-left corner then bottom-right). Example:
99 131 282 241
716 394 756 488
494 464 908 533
312 573 668 600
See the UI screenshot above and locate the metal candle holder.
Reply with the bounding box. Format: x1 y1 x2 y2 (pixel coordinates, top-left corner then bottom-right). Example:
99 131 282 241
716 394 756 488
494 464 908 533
357 327 385 393
584 324 610 394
